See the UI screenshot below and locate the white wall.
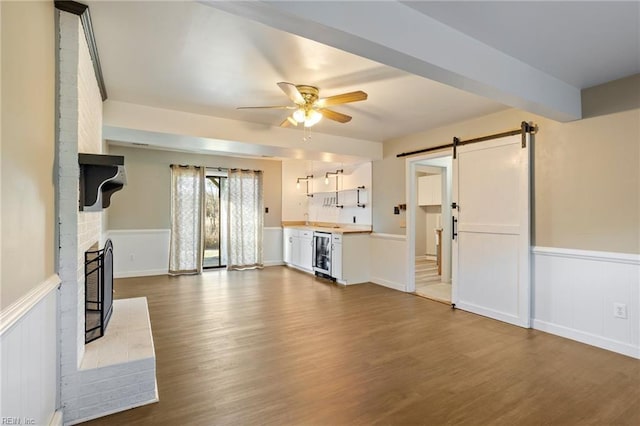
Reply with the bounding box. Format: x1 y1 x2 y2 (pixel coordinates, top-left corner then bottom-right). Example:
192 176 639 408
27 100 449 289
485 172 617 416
1 0 56 310
109 228 283 278
369 233 407 292
282 160 372 225
0 277 60 426
281 159 310 222
109 230 171 278
263 227 284 267
0 2 59 424
532 247 640 358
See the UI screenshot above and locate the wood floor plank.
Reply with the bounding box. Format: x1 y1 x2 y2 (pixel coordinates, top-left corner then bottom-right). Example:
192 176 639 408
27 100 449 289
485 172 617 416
83 266 640 425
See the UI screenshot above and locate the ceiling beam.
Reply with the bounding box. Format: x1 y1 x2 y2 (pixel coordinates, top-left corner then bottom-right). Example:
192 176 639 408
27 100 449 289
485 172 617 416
103 101 382 163
204 1 581 122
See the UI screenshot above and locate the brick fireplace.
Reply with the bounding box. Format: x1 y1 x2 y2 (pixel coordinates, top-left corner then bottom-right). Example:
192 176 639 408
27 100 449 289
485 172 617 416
56 6 157 423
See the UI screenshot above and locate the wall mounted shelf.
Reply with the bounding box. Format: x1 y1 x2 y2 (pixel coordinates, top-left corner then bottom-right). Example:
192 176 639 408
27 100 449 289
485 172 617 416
312 186 367 208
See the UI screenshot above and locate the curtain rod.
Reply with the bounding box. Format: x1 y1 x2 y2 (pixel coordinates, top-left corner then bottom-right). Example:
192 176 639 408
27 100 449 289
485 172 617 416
170 165 262 173
170 164 203 168
396 122 537 158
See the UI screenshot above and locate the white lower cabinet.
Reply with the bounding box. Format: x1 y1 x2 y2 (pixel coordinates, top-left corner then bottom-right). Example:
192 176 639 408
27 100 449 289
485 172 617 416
283 228 295 264
298 230 313 272
331 234 343 281
283 228 313 273
283 228 370 285
334 233 370 285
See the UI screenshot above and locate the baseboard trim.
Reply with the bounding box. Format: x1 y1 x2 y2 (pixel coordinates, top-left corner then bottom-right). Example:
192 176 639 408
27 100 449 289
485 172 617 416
114 269 167 279
49 410 63 426
455 301 528 328
284 264 314 274
0 274 61 336
371 277 406 292
264 260 284 267
532 246 640 265
533 319 640 359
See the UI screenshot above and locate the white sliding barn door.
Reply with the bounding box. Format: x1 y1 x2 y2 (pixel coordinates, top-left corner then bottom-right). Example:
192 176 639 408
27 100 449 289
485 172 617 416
452 134 530 327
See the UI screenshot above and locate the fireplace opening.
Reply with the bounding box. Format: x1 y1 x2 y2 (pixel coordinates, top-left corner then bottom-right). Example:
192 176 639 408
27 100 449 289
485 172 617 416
85 239 114 343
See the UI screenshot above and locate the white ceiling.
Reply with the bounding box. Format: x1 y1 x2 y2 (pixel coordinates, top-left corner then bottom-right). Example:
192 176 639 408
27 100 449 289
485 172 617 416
403 1 640 89
88 1 506 143
88 1 639 150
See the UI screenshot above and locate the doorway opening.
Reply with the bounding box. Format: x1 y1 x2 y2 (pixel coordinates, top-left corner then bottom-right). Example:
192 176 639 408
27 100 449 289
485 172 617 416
405 153 453 304
203 173 228 269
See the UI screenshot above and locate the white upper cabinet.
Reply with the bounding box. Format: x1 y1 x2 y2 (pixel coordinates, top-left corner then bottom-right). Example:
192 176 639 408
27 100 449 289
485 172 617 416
418 174 442 206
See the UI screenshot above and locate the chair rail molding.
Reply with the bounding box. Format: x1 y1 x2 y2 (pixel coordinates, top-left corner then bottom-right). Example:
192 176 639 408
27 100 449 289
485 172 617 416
532 246 640 265
0 274 61 336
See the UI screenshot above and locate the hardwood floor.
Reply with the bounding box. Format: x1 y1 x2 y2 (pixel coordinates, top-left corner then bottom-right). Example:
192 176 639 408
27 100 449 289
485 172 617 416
83 267 640 425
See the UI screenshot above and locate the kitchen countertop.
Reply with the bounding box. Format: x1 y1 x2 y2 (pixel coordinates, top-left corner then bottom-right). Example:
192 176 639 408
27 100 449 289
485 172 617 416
282 222 372 234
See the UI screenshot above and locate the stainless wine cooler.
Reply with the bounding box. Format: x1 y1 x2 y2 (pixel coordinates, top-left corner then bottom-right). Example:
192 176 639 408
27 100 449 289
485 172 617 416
312 231 333 279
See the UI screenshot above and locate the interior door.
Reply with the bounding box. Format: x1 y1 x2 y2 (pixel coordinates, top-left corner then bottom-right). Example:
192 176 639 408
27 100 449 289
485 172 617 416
452 134 530 327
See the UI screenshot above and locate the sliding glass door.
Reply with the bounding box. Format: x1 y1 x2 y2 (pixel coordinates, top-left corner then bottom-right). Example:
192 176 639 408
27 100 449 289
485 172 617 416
203 175 228 268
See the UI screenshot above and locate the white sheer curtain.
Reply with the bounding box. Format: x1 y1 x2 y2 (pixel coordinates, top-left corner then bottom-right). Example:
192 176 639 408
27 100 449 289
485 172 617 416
227 169 264 270
169 165 205 275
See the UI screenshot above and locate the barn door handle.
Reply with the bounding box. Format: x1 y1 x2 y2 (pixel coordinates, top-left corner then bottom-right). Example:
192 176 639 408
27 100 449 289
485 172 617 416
452 217 458 240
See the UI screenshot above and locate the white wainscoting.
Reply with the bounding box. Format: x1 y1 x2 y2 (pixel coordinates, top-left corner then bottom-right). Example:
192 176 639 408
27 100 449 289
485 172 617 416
108 228 283 278
107 229 171 278
263 227 283 267
532 247 640 359
369 233 407 292
0 275 60 426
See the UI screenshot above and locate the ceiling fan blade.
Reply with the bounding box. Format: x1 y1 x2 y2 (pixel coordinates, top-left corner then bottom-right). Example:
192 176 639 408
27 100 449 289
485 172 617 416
320 108 352 123
317 90 367 107
237 105 296 110
280 116 298 127
277 82 305 105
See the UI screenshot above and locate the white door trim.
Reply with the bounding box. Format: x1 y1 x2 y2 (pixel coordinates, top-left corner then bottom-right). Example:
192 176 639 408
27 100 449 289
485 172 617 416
405 150 453 294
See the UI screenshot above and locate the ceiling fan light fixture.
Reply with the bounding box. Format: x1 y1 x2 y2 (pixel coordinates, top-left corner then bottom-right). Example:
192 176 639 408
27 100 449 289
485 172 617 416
238 82 366 131
305 110 323 127
293 109 306 123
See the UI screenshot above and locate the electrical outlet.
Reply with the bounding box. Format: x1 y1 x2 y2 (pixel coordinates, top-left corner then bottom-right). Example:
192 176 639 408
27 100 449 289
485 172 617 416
613 303 627 319
129 254 135 262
